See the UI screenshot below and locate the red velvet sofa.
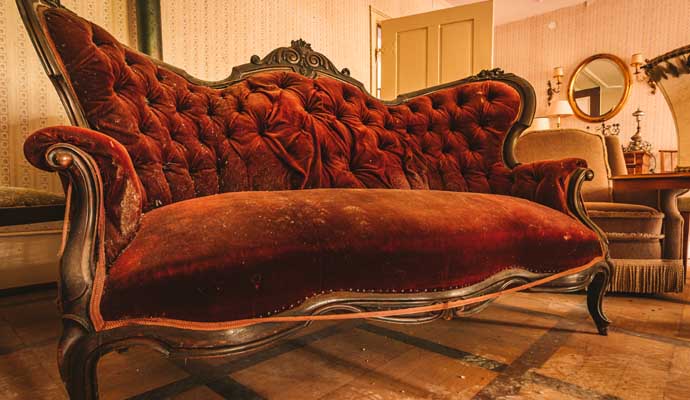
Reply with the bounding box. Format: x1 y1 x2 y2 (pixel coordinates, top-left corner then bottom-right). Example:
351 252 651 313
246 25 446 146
18 1 612 398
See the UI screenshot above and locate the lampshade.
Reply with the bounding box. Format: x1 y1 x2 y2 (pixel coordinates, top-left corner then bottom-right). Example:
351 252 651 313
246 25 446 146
530 117 551 131
631 53 644 65
548 100 574 117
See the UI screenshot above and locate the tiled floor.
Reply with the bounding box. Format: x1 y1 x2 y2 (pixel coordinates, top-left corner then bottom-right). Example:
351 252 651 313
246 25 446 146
1 280 689 400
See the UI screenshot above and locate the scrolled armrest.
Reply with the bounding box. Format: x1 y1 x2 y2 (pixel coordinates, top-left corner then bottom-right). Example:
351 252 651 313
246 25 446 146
24 126 144 262
510 158 588 215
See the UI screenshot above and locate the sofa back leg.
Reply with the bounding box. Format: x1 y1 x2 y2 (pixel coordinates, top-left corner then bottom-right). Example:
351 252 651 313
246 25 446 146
587 261 612 336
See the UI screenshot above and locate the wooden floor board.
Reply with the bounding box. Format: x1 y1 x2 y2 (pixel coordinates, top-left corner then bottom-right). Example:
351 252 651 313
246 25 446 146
1 280 689 400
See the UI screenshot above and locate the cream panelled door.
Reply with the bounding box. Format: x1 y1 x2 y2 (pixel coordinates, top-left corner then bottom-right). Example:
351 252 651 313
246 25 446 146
380 1 493 99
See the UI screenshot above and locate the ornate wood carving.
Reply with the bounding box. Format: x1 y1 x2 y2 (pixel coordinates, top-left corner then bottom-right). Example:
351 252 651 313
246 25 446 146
643 44 690 93
249 39 351 78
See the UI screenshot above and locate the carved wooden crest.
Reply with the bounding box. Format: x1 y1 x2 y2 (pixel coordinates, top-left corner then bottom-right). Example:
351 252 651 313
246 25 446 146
249 39 351 79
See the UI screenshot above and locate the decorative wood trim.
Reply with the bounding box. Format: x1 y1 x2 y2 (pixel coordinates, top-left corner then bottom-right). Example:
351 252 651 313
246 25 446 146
643 44 690 94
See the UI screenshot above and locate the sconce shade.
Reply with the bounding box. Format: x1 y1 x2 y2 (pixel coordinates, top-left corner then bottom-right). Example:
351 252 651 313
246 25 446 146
631 53 644 65
548 100 574 117
553 66 564 78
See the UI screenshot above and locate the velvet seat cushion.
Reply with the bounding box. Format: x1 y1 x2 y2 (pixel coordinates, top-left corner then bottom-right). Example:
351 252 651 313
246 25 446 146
100 189 602 324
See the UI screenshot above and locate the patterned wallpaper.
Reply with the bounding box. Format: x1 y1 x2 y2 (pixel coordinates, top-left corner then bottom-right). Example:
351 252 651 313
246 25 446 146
495 0 690 157
0 0 135 192
160 0 450 90
4 0 689 192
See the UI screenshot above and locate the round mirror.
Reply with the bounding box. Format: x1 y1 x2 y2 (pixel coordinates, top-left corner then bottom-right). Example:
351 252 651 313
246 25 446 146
567 54 631 122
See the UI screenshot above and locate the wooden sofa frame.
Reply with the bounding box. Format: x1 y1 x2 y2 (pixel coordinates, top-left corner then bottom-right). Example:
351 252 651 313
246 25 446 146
17 1 612 398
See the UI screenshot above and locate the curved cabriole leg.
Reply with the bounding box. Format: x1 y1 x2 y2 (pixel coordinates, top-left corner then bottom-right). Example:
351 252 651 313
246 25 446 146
58 321 101 400
587 262 611 335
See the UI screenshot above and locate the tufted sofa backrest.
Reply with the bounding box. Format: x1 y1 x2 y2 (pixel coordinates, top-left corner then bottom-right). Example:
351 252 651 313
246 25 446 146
38 7 524 212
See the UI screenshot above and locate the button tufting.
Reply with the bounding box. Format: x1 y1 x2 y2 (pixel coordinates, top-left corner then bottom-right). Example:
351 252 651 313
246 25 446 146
456 92 468 106
46 22 523 228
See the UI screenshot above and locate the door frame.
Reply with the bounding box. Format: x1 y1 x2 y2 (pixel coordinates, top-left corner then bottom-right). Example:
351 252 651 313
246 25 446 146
369 6 390 96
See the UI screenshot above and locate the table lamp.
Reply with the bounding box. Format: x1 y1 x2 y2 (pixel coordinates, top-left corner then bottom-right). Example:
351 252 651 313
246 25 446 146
531 117 550 131
548 100 573 128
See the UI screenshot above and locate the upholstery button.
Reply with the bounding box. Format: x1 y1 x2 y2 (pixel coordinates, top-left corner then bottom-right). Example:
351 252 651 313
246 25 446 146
250 273 262 290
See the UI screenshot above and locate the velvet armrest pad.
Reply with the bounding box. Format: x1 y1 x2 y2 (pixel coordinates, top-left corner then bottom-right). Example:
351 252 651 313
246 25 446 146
24 126 144 262
511 158 588 215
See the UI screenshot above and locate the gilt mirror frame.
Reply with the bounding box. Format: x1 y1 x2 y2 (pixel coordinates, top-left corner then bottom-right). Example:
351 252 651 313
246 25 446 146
567 53 632 123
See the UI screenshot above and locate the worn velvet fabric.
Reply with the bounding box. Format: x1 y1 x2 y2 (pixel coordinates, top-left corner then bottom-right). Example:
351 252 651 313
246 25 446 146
23 7 605 325
101 189 601 322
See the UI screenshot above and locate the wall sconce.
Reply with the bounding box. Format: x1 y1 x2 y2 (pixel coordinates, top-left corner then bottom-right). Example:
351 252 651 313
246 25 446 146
630 53 646 81
546 66 564 107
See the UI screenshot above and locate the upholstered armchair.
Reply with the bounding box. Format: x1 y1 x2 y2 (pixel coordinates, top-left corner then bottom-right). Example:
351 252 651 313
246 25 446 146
515 128 685 293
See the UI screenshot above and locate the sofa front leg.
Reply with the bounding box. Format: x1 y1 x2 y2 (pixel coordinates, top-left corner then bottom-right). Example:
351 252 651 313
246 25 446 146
58 321 101 400
586 262 611 336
